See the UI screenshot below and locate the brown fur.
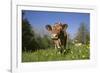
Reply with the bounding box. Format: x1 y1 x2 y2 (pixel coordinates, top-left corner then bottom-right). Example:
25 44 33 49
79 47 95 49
45 22 68 53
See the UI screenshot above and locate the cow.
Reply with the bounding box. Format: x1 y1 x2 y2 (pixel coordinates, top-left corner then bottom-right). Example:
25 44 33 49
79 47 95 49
45 22 68 54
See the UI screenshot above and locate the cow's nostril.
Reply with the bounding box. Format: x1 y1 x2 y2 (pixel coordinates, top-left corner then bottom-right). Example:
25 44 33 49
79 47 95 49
53 34 58 38
55 34 57 37
51 34 58 39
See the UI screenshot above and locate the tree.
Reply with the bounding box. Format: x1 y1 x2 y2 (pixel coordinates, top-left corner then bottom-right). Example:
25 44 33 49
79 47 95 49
22 11 39 51
22 18 34 51
74 22 90 44
22 11 52 52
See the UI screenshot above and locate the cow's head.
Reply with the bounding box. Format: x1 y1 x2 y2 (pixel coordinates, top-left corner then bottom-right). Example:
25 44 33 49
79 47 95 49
45 23 68 40
45 23 68 51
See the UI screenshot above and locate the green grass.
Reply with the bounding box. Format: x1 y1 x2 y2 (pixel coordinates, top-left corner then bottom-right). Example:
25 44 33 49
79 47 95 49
22 44 90 62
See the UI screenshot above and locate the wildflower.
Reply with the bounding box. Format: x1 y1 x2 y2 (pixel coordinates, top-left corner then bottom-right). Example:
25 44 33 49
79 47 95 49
82 55 85 58
71 51 73 54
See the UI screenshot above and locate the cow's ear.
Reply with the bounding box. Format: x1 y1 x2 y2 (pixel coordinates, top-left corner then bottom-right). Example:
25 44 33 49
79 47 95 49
63 24 68 30
45 25 52 31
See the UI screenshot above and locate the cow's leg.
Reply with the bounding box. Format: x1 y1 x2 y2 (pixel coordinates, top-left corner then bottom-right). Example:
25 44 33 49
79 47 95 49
53 40 57 53
54 39 61 54
55 44 57 50
62 36 67 54
54 40 60 54
63 42 66 53
55 45 61 54
55 44 58 54
64 36 67 49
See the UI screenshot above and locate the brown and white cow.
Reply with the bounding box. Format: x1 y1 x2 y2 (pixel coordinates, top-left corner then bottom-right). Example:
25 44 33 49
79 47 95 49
45 22 68 54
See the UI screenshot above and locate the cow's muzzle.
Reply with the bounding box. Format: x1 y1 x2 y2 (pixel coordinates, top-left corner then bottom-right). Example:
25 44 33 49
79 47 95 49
51 34 59 40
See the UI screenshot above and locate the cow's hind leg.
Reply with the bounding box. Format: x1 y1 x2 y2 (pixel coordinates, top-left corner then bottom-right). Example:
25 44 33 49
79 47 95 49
62 36 67 54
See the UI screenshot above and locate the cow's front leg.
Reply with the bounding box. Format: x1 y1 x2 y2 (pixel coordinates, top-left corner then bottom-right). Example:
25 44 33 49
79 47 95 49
54 40 61 54
55 44 57 51
57 39 63 54
55 44 61 54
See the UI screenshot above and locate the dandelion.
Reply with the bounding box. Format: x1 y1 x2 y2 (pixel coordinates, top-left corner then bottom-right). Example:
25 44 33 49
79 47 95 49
82 55 85 58
64 50 66 53
71 51 73 54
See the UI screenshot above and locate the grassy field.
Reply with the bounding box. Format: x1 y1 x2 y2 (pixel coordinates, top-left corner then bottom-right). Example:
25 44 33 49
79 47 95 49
22 44 90 62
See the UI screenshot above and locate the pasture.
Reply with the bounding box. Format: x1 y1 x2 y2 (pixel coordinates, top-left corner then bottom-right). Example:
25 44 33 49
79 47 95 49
22 44 90 62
